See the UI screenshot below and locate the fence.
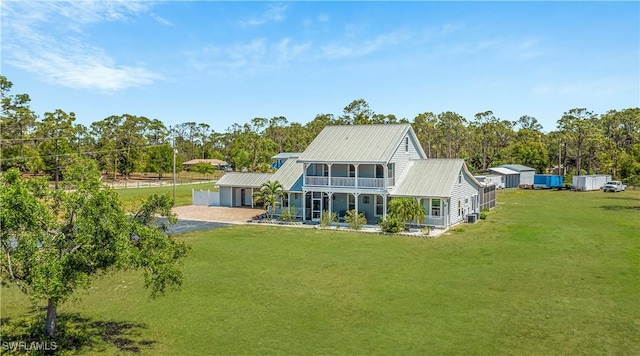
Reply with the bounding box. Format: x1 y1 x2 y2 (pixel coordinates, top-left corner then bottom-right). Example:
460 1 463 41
193 189 220 206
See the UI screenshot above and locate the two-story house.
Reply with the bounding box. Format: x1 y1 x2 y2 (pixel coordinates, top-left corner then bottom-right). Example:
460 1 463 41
214 124 483 228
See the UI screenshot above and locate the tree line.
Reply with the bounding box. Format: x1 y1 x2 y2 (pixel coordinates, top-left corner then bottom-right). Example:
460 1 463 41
2 76 639 184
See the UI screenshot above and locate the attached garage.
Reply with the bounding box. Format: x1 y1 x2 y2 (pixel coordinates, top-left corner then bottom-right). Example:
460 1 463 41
215 173 272 207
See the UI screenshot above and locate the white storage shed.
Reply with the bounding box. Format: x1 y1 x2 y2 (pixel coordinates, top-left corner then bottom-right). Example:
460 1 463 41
572 175 611 191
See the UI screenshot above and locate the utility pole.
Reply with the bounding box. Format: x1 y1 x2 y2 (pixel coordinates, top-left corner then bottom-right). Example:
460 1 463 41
172 126 176 202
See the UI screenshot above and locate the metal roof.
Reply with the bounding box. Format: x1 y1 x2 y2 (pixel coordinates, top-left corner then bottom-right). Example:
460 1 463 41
269 158 303 192
488 167 519 175
183 159 228 165
391 159 480 198
497 164 535 172
215 172 272 188
296 124 417 163
272 152 301 159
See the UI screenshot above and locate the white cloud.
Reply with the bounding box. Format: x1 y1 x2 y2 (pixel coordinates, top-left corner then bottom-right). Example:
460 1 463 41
1 1 162 91
240 4 288 27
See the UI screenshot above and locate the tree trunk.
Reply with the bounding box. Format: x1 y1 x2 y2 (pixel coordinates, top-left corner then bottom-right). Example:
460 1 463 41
45 298 57 337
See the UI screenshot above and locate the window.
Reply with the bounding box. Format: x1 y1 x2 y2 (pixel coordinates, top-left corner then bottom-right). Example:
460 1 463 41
348 194 355 211
375 196 384 216
405 137 409 152
349 164 355 177
459 171 462 184
458 200 462 217
387 163 395 178
323 164 328 177
363 196 370 204
283 195 289 208
431 199 441 217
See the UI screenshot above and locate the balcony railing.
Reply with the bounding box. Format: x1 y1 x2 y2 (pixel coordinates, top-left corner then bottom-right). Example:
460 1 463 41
424 215 445 227
305 176 393 188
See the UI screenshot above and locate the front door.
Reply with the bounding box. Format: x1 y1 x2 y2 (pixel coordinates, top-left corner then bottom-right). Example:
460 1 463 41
312 192 322 221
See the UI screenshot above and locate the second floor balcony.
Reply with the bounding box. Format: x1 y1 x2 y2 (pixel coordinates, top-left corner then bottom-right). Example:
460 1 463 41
305 176 394 189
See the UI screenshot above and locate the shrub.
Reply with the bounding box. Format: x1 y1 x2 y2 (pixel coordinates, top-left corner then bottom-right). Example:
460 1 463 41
319 210 337 227
344 209 366 230
280 206 296 222
479 212 487 220
379 217 403 233
421 226 431 236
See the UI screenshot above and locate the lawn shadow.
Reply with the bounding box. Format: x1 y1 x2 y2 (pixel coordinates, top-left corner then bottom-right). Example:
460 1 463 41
603 195 640 201
0 311 156 354
597 205 640 211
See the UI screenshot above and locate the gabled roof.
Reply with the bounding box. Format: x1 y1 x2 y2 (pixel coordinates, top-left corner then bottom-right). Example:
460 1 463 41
272 152 301 160
497 164 535 172
269 158 303 192
215 172 272 188
296 124 424 163
488 167 519 175
391 159 481 198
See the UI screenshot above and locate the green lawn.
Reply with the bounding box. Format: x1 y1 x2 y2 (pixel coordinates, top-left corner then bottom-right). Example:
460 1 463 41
114 181 217 209
2 189 639 355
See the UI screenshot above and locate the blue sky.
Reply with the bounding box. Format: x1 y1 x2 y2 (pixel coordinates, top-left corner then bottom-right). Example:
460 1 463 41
2 1 638 133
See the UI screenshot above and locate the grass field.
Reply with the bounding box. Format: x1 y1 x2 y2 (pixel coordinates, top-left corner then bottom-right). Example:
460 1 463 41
1 189 638 355
114 181 217 209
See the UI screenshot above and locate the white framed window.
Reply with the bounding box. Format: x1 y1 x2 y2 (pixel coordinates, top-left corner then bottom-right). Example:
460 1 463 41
459 171 462 184
349 164 355 177
348 194 355 211
458 200 462 217
431 198 441 217
405 137 409 152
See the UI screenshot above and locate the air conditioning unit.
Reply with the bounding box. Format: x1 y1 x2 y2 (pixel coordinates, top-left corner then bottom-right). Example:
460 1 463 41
466 214 477 223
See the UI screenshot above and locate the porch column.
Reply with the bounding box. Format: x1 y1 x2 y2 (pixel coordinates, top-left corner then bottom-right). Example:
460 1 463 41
354 164 359 188
287 192 291 208
327 163 332 187
383 194 387 219
303 163 307 186
383 164 388 189
327 192 333 216
302 190 306 221
251 188 254 208
353 192 360 214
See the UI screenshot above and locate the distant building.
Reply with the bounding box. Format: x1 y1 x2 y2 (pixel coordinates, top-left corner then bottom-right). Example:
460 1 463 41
182 159 229 171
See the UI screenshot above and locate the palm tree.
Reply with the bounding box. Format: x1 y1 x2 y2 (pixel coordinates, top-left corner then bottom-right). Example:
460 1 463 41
388 197 426 229
252 180 283 219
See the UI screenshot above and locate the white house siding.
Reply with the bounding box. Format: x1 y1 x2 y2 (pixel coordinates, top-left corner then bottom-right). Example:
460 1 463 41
449 170 481 225
219 187 233 207
389 133 423 182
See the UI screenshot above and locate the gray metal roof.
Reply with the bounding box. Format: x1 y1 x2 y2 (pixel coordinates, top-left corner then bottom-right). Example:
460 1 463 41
391 159 480 197
296 124 417 163
488 167 519 175
272 152 301 159
498 164 535 172
215 172 272 188
269 158 303 192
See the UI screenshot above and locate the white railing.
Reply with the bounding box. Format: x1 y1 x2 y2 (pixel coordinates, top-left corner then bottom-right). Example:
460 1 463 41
424 215 445 227
357 177 385 188
305 176 329 186
331 177 356 187
305 176 388 189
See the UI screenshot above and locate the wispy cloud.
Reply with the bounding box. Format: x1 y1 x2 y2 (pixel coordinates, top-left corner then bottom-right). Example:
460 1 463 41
1 1 162 91
240 4 288 27
439 36 544 59
186 37 311 75
321 28 414 59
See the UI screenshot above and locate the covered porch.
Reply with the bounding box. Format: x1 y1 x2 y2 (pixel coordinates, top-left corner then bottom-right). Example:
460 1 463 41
301 191 388 224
